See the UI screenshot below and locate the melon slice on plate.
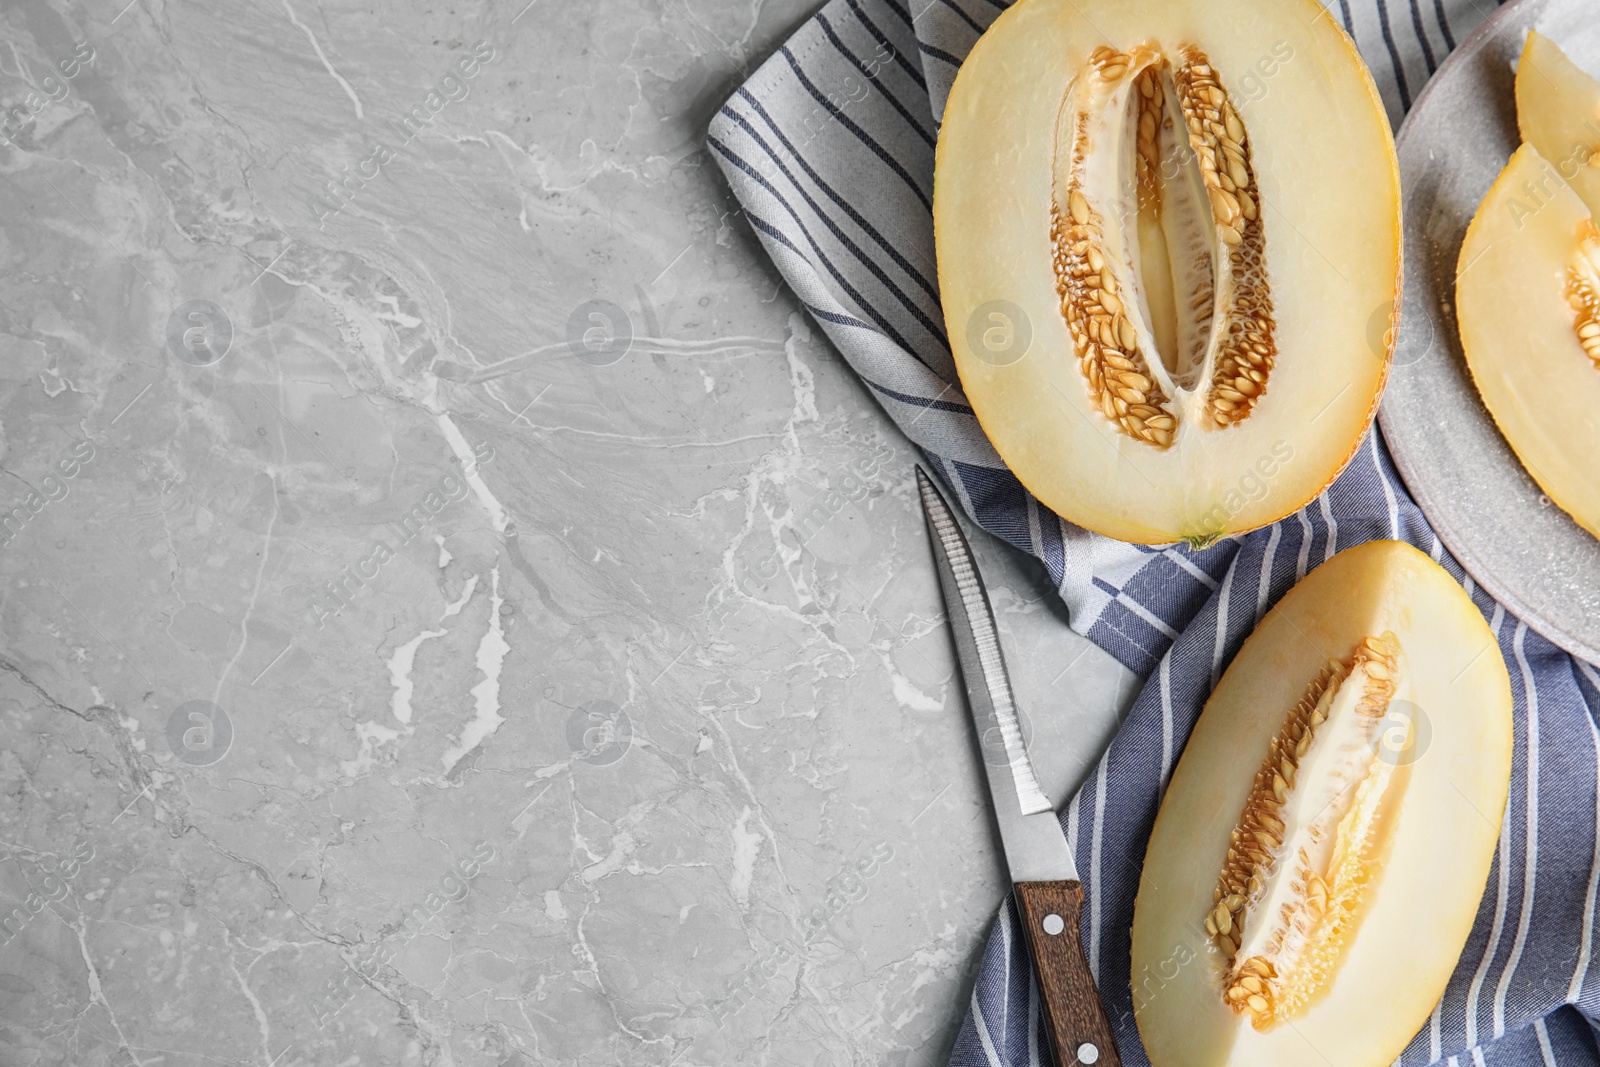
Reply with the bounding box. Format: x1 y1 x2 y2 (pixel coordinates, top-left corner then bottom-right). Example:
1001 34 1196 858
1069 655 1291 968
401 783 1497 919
1131 540 1512 1067
1515 30 1600 216
1456 143 1600 538
934 0 1401 545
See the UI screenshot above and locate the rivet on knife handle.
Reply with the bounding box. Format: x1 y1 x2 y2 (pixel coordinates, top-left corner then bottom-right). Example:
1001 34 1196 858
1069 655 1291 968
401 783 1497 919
1014 880 1121 1067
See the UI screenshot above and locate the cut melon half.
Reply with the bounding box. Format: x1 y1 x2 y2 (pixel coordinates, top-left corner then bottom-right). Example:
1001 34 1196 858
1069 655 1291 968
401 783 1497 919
1456 142 1600 538
934 0 1401 545
1515 30 1600 217
1131 540 1512 1067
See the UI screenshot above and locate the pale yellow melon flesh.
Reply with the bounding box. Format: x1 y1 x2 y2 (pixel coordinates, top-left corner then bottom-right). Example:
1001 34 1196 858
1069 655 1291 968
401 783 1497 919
1515 30 1600 218
1456 143 1600 539
1131 540 1512 1067
935 0 1400 544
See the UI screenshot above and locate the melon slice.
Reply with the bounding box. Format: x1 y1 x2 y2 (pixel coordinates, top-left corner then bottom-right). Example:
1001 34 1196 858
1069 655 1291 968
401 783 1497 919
1456 143 1600 538
934 0 1401 545
1515 30 1600 217
1131 540 1512 1067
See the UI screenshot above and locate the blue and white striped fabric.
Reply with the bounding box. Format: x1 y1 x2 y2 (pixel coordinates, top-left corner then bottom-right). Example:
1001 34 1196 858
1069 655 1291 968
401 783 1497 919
707 0 1600 1063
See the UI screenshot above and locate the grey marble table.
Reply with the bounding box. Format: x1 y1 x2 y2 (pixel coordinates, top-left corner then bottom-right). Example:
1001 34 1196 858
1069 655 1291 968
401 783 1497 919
0 1 1134 1063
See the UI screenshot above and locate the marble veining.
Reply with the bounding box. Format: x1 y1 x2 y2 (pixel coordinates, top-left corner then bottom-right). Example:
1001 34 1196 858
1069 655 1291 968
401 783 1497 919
0 1 1134 1063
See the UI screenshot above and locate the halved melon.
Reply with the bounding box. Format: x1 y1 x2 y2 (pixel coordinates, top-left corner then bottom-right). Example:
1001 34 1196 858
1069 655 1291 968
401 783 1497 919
934 0 1401 545
1131 540 1511 1067
1515 30 1600 217
1456 143 1600 538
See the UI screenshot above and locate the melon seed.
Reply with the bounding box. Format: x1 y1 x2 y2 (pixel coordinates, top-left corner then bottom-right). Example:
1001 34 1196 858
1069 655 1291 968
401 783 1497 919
1069 190 1090 225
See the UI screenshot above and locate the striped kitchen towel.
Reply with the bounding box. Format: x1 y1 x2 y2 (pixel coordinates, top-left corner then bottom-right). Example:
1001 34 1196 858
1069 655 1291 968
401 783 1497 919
707 0 1600 1064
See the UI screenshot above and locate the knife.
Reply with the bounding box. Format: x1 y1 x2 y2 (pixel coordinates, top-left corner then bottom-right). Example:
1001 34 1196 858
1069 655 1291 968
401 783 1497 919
916 467 1121 1067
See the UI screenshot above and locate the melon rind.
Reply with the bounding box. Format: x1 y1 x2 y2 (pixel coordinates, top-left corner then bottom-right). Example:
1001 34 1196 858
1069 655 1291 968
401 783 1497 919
934 0 1401 543
1130 540 1512 1067
1456 143 1600 539
1516 30 1600 220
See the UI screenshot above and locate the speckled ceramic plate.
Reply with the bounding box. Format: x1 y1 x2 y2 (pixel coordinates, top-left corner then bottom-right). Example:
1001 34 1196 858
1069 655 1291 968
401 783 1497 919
1378 0 1600 665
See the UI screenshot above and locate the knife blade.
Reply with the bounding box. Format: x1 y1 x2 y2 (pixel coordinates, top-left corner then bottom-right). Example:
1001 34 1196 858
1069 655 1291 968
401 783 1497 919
916 467 1122 1067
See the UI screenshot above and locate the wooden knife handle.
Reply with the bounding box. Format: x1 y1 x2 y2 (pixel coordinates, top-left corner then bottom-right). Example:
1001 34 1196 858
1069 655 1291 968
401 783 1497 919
1014 880 1122 1067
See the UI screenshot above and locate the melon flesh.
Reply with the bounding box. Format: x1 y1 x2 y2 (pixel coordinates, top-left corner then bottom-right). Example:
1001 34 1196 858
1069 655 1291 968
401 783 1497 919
1131 540 1512 1067
1515 30 1600 218
1456 143 1600 538
934 0 1400 544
